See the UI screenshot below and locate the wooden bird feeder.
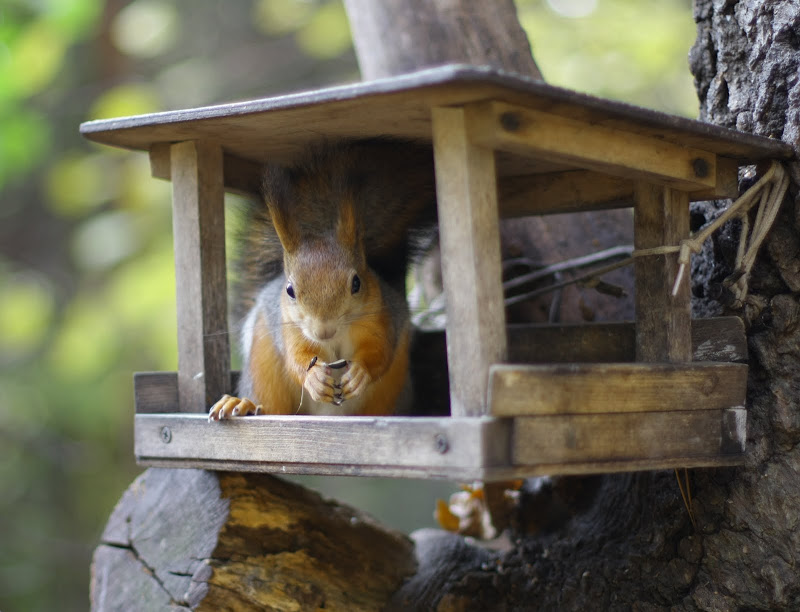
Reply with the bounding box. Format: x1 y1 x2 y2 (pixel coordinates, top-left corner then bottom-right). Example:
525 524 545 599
80 66 793 480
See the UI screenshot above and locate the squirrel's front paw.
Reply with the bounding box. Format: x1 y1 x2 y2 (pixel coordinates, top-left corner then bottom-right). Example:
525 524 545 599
208 394 262 421
340 362 371 400
305 365 337 403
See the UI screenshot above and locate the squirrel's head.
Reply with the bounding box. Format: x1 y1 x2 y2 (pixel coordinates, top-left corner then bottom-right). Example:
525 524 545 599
268 195 372 344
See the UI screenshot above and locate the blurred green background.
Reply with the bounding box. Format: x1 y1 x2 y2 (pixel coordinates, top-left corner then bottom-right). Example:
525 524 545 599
0 0 695 609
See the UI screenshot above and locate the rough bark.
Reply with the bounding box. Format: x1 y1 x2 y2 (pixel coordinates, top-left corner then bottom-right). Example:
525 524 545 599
91 469 416 611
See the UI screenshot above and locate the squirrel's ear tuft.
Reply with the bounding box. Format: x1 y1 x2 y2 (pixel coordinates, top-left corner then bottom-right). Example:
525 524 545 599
263 165 300 254
336 196 360 253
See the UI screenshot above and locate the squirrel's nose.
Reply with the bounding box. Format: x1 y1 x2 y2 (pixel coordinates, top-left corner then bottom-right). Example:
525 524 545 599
310 322 337 342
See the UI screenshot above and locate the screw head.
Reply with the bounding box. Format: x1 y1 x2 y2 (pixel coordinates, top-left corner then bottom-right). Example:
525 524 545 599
692 157 710 178
500 111 522 132
160 426 172 444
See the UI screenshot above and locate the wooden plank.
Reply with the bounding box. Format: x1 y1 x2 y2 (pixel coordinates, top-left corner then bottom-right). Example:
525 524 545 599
432 105 507 417
135 413 511 477
512 408 740 465
151 143 262 196
634 183 692 362
80 65 793 166
498 170 633 217
170 141 230 412
488 362 748 417
467 101 718 192
506 316 747 364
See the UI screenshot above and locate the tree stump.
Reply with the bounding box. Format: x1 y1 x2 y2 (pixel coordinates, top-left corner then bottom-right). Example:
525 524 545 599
91 468 416 611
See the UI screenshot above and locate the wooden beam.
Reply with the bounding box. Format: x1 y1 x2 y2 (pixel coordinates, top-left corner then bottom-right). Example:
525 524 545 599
152 143 261 196
170 141 230 412
506 316 747 364
135 414 511 480
512 407 745 465
489 362 748 417
497 170 633 217
634 183 692 362
432 105 507 417
468 101 718 192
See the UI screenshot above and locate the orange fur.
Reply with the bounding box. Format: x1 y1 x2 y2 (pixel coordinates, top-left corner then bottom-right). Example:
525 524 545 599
248 313 298 414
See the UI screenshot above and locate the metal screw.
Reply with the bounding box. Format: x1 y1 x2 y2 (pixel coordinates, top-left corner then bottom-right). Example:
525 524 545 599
434 433 449 454
692 157 710 178
160 426 172 444
500 111 522 132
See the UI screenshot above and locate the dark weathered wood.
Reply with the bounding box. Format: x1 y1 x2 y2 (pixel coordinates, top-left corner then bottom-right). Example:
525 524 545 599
489 362 748 417
135 414 511 480
512 408 743 465
432 104 507 417
91 468 416 611
634 183 692 362
80 66 793 171
170 141 230 412
506 316 748 364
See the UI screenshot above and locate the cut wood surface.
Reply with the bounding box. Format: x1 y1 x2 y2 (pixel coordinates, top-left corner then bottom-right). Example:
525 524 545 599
135 414 511 480
170 141 230 411
489 362 748 416
512 407 745 465
91 468 416 611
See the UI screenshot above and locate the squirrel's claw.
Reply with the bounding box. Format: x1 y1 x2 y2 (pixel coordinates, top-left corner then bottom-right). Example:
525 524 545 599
208 394 260 421
304 365 337 403
340 362 371 400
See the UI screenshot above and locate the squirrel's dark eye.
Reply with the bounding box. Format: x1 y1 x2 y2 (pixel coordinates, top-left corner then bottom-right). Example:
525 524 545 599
286 282 295 299
351 274 361 295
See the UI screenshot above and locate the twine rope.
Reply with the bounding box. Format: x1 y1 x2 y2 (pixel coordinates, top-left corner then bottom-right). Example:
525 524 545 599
505 161 789 309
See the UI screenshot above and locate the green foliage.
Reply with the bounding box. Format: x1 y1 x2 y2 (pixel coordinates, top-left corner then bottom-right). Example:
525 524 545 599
0 0 698 609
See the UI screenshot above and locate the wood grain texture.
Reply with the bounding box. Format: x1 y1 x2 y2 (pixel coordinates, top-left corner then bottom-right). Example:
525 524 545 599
512 408 740 465
91 468 416 611
135 414 511 479
432 105 508 417
468 101 719 192
80 66 793 166
488 362 748 416
170 141 230 412
634 183 692 362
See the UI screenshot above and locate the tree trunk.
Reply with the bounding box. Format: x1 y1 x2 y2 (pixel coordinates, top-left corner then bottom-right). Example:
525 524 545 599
386 1 800 610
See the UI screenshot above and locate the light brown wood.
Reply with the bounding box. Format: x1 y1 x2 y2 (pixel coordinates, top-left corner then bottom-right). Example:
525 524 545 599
432 105 507 417
135 414 511 478
512 408 741 465
170 141 230 412
488 362 747 416
468 101 719 191
634 183 692 362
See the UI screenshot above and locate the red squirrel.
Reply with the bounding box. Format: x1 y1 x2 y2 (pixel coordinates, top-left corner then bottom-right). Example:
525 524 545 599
209 139 436 419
